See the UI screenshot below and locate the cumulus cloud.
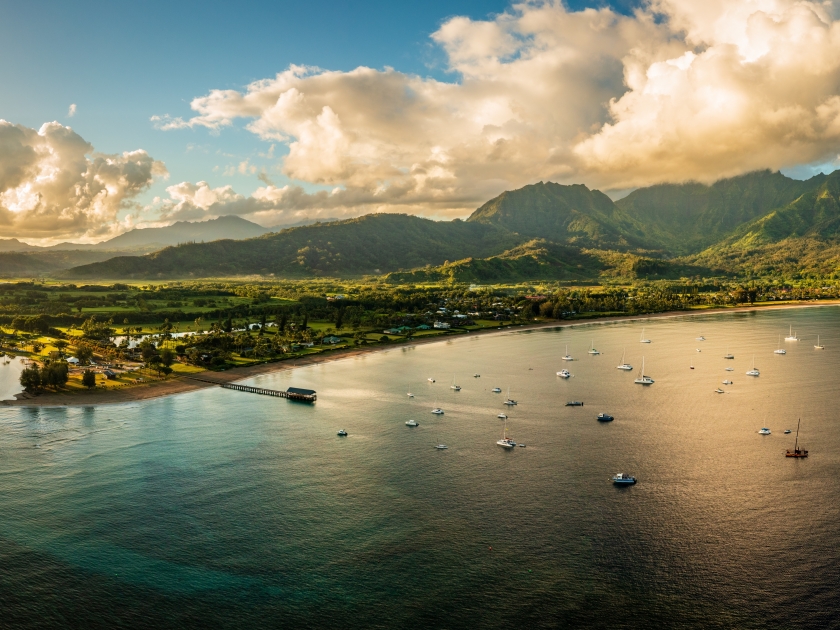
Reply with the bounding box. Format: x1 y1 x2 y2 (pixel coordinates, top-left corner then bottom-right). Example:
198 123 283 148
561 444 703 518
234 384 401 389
155 0 840 220
67 103 77 118
0 120 167 241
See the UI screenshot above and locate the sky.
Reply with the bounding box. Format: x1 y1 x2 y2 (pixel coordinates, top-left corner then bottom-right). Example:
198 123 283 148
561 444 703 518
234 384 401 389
2 0 840 244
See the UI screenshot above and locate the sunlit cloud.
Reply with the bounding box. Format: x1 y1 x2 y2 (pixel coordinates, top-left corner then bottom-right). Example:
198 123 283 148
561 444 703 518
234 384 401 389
67 103 77 118
0 120 167 242
156 0 840 221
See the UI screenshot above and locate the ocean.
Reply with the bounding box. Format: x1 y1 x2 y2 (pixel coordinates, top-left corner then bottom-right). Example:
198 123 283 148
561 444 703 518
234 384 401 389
1 306 839 629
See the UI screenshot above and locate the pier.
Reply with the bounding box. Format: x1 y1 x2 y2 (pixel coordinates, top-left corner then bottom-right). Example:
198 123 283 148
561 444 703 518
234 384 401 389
185 376 316 402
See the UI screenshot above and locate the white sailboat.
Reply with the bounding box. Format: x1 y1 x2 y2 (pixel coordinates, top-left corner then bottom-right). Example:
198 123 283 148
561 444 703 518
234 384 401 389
496 418 516 449
616 348 633 370
431 399 444 414
639 328 651 343
450 376 461 391
503 386 518 405
562 344 573 361
746 356 760 376
634 357 654 385
588 340 600 355
815 335 825 350
785 326 798 341
774 335 786 354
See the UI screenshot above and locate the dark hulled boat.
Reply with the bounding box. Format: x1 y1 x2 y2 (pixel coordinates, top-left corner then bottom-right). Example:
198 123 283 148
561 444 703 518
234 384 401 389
786 419 808 458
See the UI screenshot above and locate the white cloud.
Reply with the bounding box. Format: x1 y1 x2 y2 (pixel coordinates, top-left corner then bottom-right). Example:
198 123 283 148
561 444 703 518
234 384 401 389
0 120 167 241
67 103 77 118
154 0 840 220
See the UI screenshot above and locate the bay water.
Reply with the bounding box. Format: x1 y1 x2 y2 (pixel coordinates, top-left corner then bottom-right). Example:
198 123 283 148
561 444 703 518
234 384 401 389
2 307 839 628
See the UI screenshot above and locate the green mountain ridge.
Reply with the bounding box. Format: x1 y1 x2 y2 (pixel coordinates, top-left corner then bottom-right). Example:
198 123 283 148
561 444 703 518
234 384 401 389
55 169 840 282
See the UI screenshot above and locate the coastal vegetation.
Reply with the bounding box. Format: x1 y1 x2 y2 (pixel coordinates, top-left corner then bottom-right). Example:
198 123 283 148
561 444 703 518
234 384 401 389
1 275 836 400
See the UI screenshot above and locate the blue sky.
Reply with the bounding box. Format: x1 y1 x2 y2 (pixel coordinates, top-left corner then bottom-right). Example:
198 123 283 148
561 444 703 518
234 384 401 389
1 0 838 242
0 1 640 207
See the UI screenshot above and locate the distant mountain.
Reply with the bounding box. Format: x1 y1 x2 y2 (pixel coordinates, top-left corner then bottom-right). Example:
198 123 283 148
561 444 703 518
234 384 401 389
0 216 273 254
467 182 644 250
90 215 272 250
59 169 840 281
613 170 823 255
64 214 523 279
0 238 40 253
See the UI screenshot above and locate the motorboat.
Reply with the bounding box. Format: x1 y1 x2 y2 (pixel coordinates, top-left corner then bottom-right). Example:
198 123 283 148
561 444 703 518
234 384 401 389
634 357 654 385
435 443 448 450
565 401 584 407
690 359 694 370
562 344 573 361
451 384 461 391
518 443 526 447
815 335 825 350
784 429 792 434
722 379 733 385
612 473 636 485
725 367 734 371
639 328 651 343
405 419 419 427
616 348 633 371
696 335 706 341
758 427 771 435
557 369 571 378
407 392 414 397
724 353 734 359
715 388 725 394
492 387 502 393
588 340 600 355
431 405 444 414
337 429 348 436
746 356 760 376
497 413 507 419
427 378 436 383
786 419 808 457
785 326 798 341
474 373 481 377
696 349 702 352
597 413 614 422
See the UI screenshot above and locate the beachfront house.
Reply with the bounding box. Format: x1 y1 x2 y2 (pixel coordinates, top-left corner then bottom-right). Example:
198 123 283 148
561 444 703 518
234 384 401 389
322 336 343 345
433 321 451 329
103 369 117 380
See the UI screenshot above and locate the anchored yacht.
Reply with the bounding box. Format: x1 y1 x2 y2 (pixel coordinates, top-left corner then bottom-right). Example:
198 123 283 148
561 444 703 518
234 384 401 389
774 335 786 354
785 326 799 341
562 344 573 361
557 369 571 378
815 335 825 350
634 357 654 385
616 348 633 371
588 340 600 355
405 419 419 427
639 328 651 343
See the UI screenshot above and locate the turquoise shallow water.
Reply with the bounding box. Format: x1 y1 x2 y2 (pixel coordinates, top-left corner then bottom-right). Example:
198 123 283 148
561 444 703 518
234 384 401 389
2 307 840 629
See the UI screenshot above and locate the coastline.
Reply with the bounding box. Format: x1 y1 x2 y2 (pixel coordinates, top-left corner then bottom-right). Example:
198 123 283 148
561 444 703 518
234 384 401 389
3 299 837 408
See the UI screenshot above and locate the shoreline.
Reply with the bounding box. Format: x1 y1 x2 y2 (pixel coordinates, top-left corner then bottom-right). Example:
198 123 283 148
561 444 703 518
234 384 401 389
3 300 837 408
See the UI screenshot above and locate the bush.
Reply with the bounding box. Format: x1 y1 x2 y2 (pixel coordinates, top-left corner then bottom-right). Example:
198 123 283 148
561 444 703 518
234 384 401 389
19 365 41 391
81 370 97 389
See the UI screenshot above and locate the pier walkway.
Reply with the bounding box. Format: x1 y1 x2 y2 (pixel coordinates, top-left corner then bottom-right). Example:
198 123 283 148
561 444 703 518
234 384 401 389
184 376 316 402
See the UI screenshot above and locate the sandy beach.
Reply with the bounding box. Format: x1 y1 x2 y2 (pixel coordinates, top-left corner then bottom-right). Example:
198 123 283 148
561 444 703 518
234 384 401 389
3 300 836 408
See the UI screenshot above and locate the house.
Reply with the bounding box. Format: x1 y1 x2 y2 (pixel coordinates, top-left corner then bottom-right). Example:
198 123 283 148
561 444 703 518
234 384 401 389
433 321 451 329
103 370 117 380
67 357 80 365
395 326 413 333
322 336 343 344
416 324 431 330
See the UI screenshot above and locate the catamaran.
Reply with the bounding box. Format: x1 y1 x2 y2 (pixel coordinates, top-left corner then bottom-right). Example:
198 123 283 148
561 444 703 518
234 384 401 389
639 328 651 343
774 335 786 354
562 344 573 361
746 356 760 376
815 335 825 350
503 387 518 406
588 340 600 355
616 348 633 371
634 357 654 385
497 418 516 449
785 325 799 341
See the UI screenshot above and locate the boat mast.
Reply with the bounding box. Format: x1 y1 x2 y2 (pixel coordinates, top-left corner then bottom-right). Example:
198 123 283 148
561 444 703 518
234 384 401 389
795 418 800 452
